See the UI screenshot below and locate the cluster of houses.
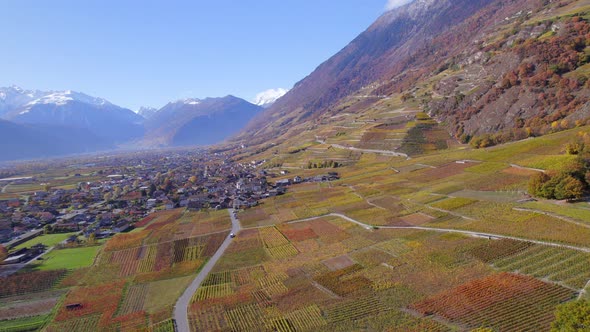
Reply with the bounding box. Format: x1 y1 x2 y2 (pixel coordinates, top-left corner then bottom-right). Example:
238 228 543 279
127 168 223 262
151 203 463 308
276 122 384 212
2 244 46 265
1 149 341 254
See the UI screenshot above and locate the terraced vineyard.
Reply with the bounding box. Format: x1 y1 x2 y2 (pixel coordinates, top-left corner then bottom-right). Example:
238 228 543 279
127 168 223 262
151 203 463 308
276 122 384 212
39 209 232 331
0 270 68 297
468 239 590 290
410 273 576 331
188 218 497 331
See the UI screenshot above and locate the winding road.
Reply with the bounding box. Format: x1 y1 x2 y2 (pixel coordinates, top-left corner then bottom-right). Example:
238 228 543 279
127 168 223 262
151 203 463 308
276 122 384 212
288 213 590 253
509 163 546 173
330 143 409 158
173 209 241 332
316 139 409 159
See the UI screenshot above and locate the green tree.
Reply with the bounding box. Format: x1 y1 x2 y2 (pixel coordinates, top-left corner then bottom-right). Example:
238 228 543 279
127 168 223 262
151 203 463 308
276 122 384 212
551 300 590 331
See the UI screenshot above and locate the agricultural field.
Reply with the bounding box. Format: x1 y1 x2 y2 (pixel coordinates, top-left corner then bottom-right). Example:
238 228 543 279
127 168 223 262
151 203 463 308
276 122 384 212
4 118 590 330
215 124 590 330
11 232 78 251
0 314 52 332
469 239 590 290
0 272 67 331
188 218 503 331
0 270 68 298
410 273 576 331
43 208 231 331
26 246 101 271
0 207 232 331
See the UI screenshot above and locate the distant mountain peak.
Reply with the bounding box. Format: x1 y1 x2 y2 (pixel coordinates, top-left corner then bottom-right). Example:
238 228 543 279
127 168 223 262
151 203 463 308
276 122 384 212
142 95 263 147
377 0 447 27
8 85 24 92
183 98 201 105
385 0 415 11
254 88 289 108
26 90 111 107
0 85 42 100
138 106 159 119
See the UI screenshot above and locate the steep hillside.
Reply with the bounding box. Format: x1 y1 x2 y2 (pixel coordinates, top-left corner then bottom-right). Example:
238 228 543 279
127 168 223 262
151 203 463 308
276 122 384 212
235 0 590 150
143 95 262 147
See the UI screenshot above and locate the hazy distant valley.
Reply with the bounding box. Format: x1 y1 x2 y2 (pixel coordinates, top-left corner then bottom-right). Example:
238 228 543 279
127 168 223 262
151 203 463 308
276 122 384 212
0 87 277 161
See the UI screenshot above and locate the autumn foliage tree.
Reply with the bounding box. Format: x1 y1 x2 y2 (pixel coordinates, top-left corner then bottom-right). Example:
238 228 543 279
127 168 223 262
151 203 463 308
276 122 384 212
551 300 590 331
528 171 585 201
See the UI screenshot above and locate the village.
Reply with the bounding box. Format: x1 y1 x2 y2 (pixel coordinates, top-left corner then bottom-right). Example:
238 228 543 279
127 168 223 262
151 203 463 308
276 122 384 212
0 149 339 267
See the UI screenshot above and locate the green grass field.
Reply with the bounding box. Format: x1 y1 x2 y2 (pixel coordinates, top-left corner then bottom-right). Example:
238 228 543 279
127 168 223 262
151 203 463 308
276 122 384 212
0 314 49 332
28 246 100 271
13 233 78 251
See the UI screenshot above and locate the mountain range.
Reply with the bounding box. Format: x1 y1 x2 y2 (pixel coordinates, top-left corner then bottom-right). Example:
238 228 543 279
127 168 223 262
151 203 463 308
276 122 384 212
142 96 263 147
0 87 263 161
3 0 589 162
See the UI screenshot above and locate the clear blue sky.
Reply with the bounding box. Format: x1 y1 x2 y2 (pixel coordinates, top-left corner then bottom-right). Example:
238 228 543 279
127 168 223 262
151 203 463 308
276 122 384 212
0 1 392 110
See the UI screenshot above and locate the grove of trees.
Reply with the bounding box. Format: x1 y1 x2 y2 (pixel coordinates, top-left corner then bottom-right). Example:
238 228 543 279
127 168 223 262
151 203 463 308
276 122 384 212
529 133 590 200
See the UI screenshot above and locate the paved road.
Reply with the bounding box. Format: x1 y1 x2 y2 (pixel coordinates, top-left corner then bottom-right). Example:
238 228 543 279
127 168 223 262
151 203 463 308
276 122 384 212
173 209 241 332
330 143 409 158
317 139 409 158
288 213 590 253
1 184 9 193
509 163 546 173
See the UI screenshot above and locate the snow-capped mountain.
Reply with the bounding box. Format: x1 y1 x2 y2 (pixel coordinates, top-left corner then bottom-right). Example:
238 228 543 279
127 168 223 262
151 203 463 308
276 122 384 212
23 90 110 108
0 87 144 145
253 88 289 108
0 86 45 116
137 106 159 119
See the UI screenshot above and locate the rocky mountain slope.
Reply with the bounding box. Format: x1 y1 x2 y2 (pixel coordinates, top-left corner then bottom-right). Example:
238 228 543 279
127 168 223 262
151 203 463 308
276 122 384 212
235 0 590 150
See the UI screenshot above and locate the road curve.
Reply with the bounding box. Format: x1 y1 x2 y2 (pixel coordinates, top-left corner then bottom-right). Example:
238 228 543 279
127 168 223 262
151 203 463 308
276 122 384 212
288 213 590 253
173 208 241 332
330 143 409 158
